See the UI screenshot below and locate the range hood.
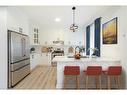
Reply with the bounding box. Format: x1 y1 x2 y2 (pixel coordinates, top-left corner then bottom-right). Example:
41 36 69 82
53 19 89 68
53 40 64 45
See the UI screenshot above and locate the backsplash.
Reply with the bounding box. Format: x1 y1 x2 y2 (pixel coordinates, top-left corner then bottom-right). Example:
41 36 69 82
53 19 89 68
30 44 85 56
30 45 42 54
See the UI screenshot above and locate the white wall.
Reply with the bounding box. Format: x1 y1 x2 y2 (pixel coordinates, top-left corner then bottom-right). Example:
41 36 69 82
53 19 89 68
0 7 7 89
100 7 127 88
39 26 85 46
7 7 29 35
101 7 121 59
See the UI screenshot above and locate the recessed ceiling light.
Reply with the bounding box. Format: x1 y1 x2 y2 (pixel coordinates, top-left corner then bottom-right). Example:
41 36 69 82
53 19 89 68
54 18 61 22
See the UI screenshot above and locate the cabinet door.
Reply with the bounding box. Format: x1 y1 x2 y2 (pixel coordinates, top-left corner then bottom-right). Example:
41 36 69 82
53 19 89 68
47 53 51 65
34 54 41 65
29 27 40 45
41 53 52 65
33 28 39 45
30 54 36 70
30 53 51 69
30 53 41 70
37 54 42 65
41 53 48 64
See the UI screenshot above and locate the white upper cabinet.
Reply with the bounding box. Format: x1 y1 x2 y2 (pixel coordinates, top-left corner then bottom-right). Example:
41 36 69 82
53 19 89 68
29 22 40 45
33 28 40 45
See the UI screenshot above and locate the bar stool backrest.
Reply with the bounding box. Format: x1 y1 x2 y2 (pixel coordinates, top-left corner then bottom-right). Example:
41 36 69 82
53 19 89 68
108 66 122 75
86 66 102 75
64 66 80 75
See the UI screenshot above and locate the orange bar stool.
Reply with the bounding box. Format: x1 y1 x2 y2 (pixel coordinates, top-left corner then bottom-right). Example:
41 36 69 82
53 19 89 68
105 66 122 89
64 66 80 89
84 66 102 89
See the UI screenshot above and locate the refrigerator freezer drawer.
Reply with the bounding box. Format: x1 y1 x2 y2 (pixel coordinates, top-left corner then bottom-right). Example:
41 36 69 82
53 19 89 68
11 64 30 87
11 59 30 71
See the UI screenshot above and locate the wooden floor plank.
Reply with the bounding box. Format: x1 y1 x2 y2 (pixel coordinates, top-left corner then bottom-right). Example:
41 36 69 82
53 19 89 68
24 66 48 89
42 67 56 89
30 66 51 89
39 67 54 89
14 65 56 89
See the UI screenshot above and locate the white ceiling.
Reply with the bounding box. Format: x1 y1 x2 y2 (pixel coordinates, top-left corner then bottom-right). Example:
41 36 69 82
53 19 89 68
18 6 113 29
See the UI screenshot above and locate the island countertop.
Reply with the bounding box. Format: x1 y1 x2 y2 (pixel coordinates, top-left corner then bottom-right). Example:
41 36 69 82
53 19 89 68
52 56 121 63
52 56 121 89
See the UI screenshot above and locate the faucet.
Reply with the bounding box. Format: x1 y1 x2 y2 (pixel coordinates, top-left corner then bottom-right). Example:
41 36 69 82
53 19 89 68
86 48 90 54
86 47 98 56
75 46 80 55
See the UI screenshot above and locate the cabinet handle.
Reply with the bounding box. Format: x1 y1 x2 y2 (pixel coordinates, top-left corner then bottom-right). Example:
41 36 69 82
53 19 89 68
32 55 34 59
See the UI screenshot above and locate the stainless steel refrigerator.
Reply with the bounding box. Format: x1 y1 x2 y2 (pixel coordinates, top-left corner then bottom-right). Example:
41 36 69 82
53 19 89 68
8 30 30 88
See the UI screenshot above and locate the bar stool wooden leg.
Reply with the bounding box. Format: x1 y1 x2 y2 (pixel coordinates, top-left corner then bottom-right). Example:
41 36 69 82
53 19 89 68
114 76 117 87
64 75 67 89
114 76 118 89
96 76 98 89
76 75 80 89
86 76 89 89
95 76 101 89
116 76 119 89
117 75 121 89
108 76 111 89
99 75 101 89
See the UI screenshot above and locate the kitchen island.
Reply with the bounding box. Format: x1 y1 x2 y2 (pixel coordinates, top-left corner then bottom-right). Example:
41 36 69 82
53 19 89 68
52 56 121 89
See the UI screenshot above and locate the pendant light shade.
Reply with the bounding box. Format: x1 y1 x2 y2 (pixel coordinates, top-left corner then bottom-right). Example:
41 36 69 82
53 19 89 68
70 7 78 32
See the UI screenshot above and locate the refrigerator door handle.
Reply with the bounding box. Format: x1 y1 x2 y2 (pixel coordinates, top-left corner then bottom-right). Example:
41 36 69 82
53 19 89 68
23 38 26 57
21 38 24 57
11 37 14 62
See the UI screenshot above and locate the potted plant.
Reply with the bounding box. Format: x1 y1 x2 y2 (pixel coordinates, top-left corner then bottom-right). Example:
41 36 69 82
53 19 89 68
30 47 35 53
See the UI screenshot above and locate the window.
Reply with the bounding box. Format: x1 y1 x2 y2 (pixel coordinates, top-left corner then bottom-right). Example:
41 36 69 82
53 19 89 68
90 23 95 55
86 17 101 57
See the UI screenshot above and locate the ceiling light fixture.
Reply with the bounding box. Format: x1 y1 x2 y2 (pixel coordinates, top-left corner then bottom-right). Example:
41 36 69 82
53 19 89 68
55 18 61 22
70 6 78 32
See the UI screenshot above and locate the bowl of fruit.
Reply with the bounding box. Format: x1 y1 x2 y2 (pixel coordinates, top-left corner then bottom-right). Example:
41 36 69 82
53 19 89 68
74 53 81 59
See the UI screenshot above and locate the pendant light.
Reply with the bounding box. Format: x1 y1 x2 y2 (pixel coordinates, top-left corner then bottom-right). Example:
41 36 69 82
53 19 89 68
70 6 78 32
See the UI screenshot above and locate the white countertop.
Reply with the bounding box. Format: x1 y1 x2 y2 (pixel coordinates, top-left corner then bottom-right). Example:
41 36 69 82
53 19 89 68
52 56 120 63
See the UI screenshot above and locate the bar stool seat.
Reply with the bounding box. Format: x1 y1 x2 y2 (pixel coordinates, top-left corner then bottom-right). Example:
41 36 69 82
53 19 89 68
104 66 122 89
64 66 80 89
84 66 102 89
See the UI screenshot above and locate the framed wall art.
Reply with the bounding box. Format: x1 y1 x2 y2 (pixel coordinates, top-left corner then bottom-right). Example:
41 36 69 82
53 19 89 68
102 17 117 44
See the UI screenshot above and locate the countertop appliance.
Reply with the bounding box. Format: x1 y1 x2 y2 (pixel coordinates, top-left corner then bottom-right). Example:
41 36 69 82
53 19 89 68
8 30 30 88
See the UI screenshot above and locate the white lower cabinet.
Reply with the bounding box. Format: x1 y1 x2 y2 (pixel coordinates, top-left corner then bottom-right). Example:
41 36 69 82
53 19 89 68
30 53 39 70
30 54 35 70
41 53 51 66
30 53 51 70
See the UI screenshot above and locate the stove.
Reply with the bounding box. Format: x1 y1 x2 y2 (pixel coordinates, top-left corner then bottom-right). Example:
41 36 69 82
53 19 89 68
52 50 64 57
51 49 64 66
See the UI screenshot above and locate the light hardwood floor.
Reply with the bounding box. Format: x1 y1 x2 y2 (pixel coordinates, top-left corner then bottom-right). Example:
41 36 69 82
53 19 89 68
14 65 57 89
